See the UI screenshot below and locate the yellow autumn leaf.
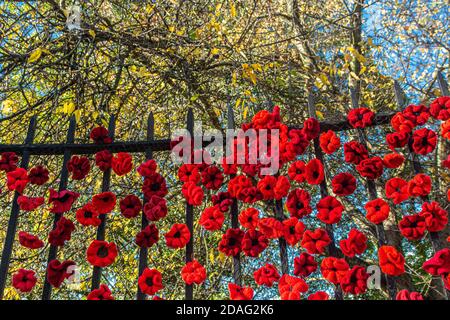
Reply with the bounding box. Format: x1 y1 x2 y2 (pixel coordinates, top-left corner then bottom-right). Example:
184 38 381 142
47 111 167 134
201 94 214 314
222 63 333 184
315 110 324 120
27 48 42 63
88 29 96 38
73 109 81 122
209 248 215 265
230 3 236 17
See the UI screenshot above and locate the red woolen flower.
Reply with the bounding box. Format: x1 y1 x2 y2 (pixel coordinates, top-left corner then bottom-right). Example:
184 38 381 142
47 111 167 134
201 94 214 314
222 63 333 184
135 224 159 248
320 257 349 284
403 104 430 126
119 194 142 219
331 172 357 196
242 229 268 257
303 117 320 140
90 126 112 144
67 155 90 180
142 173 168 199
443 154 450 169
178 164 200 183
86 240 118 267
398 214 426 241
144 195 168 221
228 175 259 203
308 291 329 300
28 165 49 185
87 284 114 300
407 173 431 197
95 150 112 172
278 274 308 300
253 264 280 287
396 290 424 300
17 195 44 211
257 175 277 200
238 207 259 229
301 228 331 254
422 248 450 276
48 216 75 246
181 260 206 285
12 269 37 293
317 196 344 224
442 120 450 140
383 153 405 169
111 152 133 176
419 201 448 232
0 152 18 172
429 96 450 121
6 168 29 193
282 217 305 246
201 165 224 190
18 231 44 249
356 156 384 180
47 259 76 288
258 217 284 239
218 228 244 256
138 268 164 295
92 191 116 214
294 252 317 277
48 189 80 214
165 223 190 249
391 112 415 133
348 107 374 128
274 175 290 200
365 198 390 224
305 158 324 185
378 245 405 276
181 181 204 206
228 283 254 300
288 160 306 182
76 202 101 227
286 188 312 218
199 205 225 231
211 191 233 213
137 159 157 178
344 141 368 165
386 131 409 150
320 130 341 154
340 229 367 257
412 128 437 155
385 177 409 204
340 266 369 295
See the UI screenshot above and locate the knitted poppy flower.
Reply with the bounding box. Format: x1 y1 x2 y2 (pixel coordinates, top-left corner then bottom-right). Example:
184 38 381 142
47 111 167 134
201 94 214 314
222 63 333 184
340 229 367 257
257 175 277 200
181 181 204 206
201 165 224 190
0 152 18 172
442 120 450 140
48 189 80 214
17 195 44 211
111 152 133 176
331 172 357 196
241 229 268 257
181 260 206 285
348 108 374 128
407 173 431 197
356 156 384 180
385 177 409 204
395 290 424 300
429 96 450 121
87 284 114 300
253 264 280 287
303 117 320 140
137 159 157 178
218 228 244 256
90 126 112 144
378 245 405 276
48 216 75 247
95 149 112 172
228 283 254 300
67 155 90 180
286 188 312 218
28 165 49 185
391 112 415 133
6 167 29 193
278 274 308 300
274 175 290 200
87 240 118 267
403 104 430 126
228 175 258 203
344 141 368 165
282 217 305 246
340 266 369 295
135 224 159 248
18 231 44 249
301 228 331 254
443 154 450 169
199 206 225 231
178 164 200 183
142 172 168 199
119 194 142 219
288 161 306 182
320 257 349 284
12 269 37 293
320 130 341 154
308 291 329 300
386 131 409 150
293 252 317 277
422 248 450 276
47 259 76 288
238 207 259 229
165 223 190 249
144 195 167 221
305 158 324 185
211 192 233 213
383 153 405 169
76 202 101 227
317 196 344 224
419 201 448 232
138 268 164 295
92 191 116 214
365 198 390 224
411 128 437 155
258 217 284 239
398 214 426 241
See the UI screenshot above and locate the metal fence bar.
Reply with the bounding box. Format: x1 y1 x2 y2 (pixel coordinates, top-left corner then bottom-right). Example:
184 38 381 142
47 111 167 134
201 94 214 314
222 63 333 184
0 116 37 299
185 108 194 300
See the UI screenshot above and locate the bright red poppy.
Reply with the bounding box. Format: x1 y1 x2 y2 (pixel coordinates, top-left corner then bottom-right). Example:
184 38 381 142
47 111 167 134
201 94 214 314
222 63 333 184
17 195 44 211
6 167 29 193
18 231 44 249
316 196 344 224
86 240 118 267
319 130 341 154
199 205 225 231
301 228 331 254
253 264 280 287
293 252 317 277
278 274 308 300
320 257 349 284
138 268 164 295
228 283 254 300
76 202 101 226
340 229 367 257
12 269 37 293
238 207 259 229
111 152 133 176
378 245 405 276
165 223 191 249
348 107 374 128
365 198 390 224
286 188 312 218
218 228 244 256
92 191 116 214
87 284 114 300
331 172 357 196
181 260 206 285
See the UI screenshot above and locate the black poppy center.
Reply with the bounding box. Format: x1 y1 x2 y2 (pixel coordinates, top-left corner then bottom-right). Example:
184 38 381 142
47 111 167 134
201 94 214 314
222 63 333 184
84 211 93 218
296 202 304 209
173 231 181 238
151 183 161 191
251 239 259 246
97 246 109 258
145 277 154 287
229 238 237 246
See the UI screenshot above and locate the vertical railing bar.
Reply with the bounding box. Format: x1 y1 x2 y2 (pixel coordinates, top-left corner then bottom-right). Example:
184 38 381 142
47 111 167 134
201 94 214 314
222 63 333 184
136 112 154 300
437 71 450 96
185 108 194 300
0 116 37 299
41 115 76 300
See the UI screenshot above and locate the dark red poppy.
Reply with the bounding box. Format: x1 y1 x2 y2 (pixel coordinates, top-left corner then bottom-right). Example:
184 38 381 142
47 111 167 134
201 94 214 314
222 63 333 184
422 248 450 276
293 252 318 277
48 189 80 214
419 201 448 232
411 128 437 155
181 260 206 285
199 205 224 231
391 112 414 133
287 128 310 156
305 158 324 185
92 191 116 214
378 245 405 276
119 194 142 219
238 207 259 229
348 107 374 128
182 181 204 206
76 202 101 226
211 191 233 213
356 156 384 180
48 216 75 247
308 291 329 300
137 159 157 178
241 229 268 257
138 268 164 295
142 173 168 199
86 240 118 267
331 172 357 196
319 130 341 154
12 269 37 293
90 126 112 144
443 154 450 169
287 161 306 182
344 141 368 165
253 264 280 287
0 152 18 172
365 198 390 224
67 155 90 180
286 188 312 218
95 149 112 172
165 223 190 249
257 175 277 200
178 164 200 183
317 196 344 224
87 284 114 300
407 173 431 197
144 195 167 221
398 214 426 241
386 131 409 150
385 177 409 204
429 96 450 121
402 104 430 126
17 195 44 211
395 290 424 300
218 228 244 256
28 165 49 185
340 229 367 258
6 167 29 193
282 217 305 246
111 152 133 176
228 175 261 204
340 266 369 295
228 283 254 300
18 231 44 249
201 165 224 190
258 217 284 239
301 228 331 255
135 224 159 248
383 153 405 169
278 274 308 300
47 259 76 288
303 117 320 140
321 257 349 284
